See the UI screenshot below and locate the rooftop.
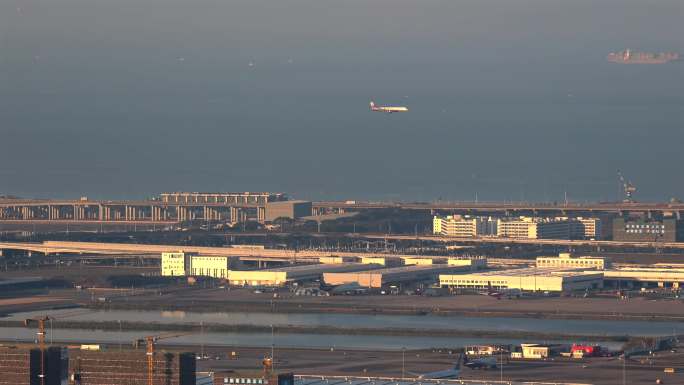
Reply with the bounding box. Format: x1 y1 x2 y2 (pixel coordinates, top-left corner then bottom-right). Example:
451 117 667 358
442 266 600 278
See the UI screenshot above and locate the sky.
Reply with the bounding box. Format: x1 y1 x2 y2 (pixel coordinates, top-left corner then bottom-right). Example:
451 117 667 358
1 0 682 202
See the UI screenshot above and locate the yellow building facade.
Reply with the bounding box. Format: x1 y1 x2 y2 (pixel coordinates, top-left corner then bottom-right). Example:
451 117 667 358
536 253 608 270
190 256 231 279
161 252 192 277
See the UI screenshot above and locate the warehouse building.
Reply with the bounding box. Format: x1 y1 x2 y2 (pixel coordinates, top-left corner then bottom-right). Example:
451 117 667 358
601 266 684 289
440 267 604 292
402 257 437 266
319 256 358 264
359 256 403 267
265 200 312 222
323 264 469 289
227 263 381 287
448 256 488 270
536 253 609 270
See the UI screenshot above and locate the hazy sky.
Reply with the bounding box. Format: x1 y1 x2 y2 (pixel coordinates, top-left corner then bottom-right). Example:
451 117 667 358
1 0 682 202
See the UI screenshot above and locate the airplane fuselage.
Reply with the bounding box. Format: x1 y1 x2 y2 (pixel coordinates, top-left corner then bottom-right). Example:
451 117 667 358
370 101 408 113
417 369 460 379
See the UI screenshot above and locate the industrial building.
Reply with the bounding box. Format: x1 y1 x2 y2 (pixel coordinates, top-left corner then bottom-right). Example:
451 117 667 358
440 267 604 292
433 215 497 237
161 252 235 279
601 266 684 289
264 200 312 222
536 253 609 270
401 257 437 266
227 263 381 287
447 256 488 270
359 256 402 267
513 344 564 359
323 264 469 289
318 256 358 264
612 217 679 242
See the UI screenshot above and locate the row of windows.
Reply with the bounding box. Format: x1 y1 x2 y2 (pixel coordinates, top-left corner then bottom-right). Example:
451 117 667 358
441 279 508 284
538 260 602 265
626 224 665 229
625 229 664 234
191 268 227 277
225 379 269 384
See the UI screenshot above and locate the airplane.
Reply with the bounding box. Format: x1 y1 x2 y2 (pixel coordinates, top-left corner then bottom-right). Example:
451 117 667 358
370 101 408 113
319 281 369 296
463 355 497 370
407 355 462 379
480 281 521 299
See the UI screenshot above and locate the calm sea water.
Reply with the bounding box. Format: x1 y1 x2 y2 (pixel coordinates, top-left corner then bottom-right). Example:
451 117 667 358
6 309 683 337
0 327 625 351
1 0 682 201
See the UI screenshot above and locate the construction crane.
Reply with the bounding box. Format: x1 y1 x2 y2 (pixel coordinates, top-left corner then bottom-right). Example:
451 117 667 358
23 309 94 385
23 316 49 385
133 332 191 385
617 171 637 203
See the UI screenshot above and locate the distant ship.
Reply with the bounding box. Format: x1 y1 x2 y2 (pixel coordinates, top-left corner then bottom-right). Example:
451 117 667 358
607 49 679 64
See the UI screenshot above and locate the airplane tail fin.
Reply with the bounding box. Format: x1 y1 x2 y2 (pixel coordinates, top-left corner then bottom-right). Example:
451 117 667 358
369 101 375 109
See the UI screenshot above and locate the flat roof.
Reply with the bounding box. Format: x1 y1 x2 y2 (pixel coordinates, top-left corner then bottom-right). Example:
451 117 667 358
262 263 380 273
345 264 465 275
602 268 684 280
441 267 601 278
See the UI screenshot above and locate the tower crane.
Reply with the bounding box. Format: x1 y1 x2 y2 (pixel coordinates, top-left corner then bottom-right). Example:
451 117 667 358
617 171 637 203
23 316 49 385
133 332 192 385
23 309 93 385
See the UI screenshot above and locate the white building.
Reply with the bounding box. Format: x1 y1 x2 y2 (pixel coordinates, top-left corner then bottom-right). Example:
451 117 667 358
536 253 609 270
161 252 234 279
433 215 497 237
496 217 572 239
161 252 193 277
440 267 604 292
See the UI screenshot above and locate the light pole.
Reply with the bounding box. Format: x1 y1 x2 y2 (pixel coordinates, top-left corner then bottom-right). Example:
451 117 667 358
402 347 406 379
118 320 122 351
271 324 275 371
200 321 205 359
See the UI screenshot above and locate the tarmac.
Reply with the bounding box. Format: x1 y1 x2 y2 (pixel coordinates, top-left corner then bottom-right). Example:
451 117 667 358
194 344 684 385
